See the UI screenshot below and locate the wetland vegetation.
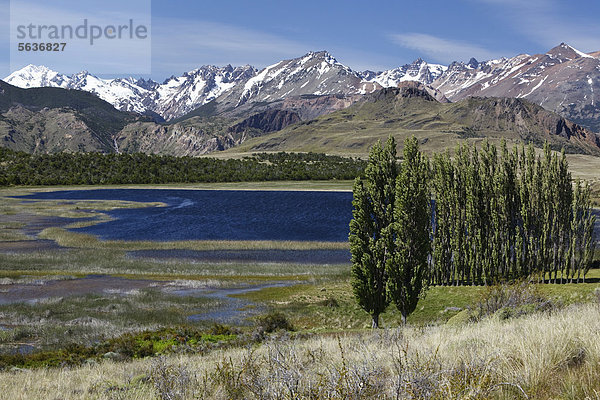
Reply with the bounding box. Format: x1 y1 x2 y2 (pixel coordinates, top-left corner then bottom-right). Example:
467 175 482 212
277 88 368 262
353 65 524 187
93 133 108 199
0 160 600 398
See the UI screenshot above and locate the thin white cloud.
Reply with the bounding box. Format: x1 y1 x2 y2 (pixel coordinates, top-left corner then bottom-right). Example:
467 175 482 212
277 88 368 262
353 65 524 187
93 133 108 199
518 18 600 53
150 17 312 75
389 33 500 63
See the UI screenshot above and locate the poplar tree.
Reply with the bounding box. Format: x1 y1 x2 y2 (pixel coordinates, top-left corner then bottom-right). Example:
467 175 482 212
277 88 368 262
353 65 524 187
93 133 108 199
387 137 431 323
431 151 454 285
354 137 596 310
349 136 398 328
570 179 596 283
465 144 483 285
428 140 595 285
452 144 469 285
479 140 498 284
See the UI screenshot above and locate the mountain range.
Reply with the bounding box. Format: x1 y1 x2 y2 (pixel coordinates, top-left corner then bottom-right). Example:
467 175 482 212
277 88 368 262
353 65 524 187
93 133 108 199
3 51 448 121
2 43 600 157
6 43 600 133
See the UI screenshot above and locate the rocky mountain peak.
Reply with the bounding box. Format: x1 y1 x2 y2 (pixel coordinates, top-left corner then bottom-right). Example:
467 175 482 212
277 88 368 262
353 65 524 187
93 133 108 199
366 86 438 104
546 43 593 62
305 50 336 61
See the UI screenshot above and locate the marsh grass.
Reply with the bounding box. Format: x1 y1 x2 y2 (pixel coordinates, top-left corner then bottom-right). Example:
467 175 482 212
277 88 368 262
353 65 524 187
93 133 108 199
0 195 164 219
38 227 349 251
0 288 225 351
0 221 29 241
0 188 166 248
4 304 600 399
0 249 349 279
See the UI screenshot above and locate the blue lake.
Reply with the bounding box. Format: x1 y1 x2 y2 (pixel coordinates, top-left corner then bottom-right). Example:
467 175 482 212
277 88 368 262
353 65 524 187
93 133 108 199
19 189 354 242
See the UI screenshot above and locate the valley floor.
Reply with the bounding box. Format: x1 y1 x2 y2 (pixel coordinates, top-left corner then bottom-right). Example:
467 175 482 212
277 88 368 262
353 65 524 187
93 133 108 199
1 183 600 399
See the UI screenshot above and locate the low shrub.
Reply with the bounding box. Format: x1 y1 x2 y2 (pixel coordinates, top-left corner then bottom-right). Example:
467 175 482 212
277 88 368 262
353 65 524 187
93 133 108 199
150 357 194 400
472 280 555 321
0 325 238 370
255 311 294 334
320 297 340 308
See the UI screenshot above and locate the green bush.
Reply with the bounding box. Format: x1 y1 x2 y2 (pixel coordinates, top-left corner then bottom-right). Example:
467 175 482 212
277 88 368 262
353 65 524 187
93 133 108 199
255 311 294 333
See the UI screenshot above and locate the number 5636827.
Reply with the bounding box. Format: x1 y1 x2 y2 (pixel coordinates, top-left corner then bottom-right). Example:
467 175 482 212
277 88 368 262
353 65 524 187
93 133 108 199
17 43 66 51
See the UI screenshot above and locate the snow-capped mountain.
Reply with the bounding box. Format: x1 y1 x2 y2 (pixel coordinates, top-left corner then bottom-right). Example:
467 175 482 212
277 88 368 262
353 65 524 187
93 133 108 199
5 65 153 114
5 43 600 131
4 53 446 120
4 65 69 88
361 58 447 87
214 51 381 110
4 64 258 120
431 43 600 131
146 65 257 120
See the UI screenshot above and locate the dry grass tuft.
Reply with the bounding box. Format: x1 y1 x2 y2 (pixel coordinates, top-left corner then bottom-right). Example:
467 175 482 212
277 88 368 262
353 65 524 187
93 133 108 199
2 303 600 398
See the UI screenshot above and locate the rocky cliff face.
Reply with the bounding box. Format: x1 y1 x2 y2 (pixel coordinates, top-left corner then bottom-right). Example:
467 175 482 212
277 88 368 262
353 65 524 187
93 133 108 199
115 121 236 156
229 109 301 135
451 97 600 150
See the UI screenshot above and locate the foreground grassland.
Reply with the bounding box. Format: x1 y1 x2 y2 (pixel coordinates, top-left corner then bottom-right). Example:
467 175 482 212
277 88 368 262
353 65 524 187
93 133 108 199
2 183 600 399
3 303 600 399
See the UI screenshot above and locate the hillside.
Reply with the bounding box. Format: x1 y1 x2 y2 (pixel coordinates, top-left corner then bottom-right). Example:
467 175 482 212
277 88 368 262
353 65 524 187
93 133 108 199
225 86 600 156
0 81 147 153
433 43 600 133
1 80 599 158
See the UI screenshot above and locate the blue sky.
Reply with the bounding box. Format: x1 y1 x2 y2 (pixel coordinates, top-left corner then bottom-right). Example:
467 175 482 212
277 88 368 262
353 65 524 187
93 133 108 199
2 0 600 80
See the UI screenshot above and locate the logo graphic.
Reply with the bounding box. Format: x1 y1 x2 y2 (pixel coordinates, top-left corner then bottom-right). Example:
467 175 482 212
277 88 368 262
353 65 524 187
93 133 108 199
10 0 151 75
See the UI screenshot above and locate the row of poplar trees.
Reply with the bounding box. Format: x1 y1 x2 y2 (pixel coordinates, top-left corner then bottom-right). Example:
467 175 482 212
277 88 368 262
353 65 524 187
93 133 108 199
350 136 596 328
432 140 595 286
